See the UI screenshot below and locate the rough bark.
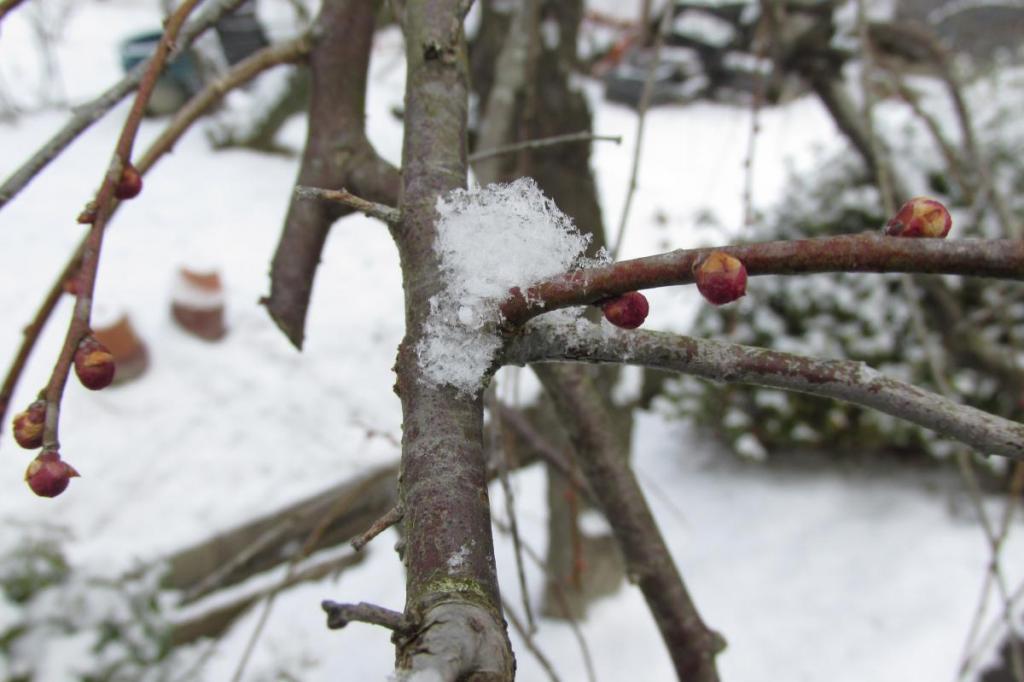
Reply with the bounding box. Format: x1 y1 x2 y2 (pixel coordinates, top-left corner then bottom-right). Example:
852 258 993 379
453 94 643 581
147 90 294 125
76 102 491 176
262 0 399 349
390 2 513 678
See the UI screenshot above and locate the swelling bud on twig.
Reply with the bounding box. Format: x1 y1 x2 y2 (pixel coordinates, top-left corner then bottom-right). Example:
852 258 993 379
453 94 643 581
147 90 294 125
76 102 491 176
74 336 116 390
12 400 46 450
600 291 650 329
25 451 79 498
694 251 748 305
114 163 143 200
884 197 952 238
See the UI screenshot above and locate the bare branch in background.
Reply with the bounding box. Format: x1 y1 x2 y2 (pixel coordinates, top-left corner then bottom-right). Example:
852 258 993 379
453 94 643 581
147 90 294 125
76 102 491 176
469 131 622 163
536 363 725 682
262 0 399 349
611 6 672 260
0 0 253 211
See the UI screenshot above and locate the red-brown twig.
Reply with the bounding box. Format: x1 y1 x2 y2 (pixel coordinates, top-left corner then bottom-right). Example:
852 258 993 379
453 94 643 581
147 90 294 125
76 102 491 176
40 0 204 453
0 33 311 441
610 6 671 260
0 254 80 437
0 0 251 212
500 234 1024 326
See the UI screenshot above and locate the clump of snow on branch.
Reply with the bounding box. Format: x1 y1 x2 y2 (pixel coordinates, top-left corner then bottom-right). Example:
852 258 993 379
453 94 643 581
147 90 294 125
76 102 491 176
417 178 600 394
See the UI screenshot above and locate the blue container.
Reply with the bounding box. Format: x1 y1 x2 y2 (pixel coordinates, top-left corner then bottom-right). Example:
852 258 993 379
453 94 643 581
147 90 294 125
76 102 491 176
119 31 202 115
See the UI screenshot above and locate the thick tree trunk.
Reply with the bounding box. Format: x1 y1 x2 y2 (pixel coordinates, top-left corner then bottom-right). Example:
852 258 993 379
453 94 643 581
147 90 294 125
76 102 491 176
391 2 514 678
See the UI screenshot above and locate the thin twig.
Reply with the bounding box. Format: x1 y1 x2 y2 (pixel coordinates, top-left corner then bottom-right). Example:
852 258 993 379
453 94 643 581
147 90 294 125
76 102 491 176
860 21 1022 669
502 598 561 682
230 461 387 682
321 600 407 632
741 5 774 228
535 363 724 681
500 234 1024 327
472 0 540 186
855 0 895 216
138 32 313 171
506 321 1024 461
953 453 1024 681
610 6 671 260
0 34 310 440
492 517 598 682
469 131 622 163
0 255 78 442
496 404 594 500
181 517 296 604
0 0 251 212
959 464 1024 679
351 504 404 551
293 186 400 223
41 0 204 455
487 390 536 634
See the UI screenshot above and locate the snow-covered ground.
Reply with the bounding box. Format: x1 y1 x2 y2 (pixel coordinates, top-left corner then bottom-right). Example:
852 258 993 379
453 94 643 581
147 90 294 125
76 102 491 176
1 1 1022 680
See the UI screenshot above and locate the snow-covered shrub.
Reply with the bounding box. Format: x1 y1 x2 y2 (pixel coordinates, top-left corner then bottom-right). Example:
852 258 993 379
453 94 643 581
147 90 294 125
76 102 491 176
666 70 1024 460
0 528 200 682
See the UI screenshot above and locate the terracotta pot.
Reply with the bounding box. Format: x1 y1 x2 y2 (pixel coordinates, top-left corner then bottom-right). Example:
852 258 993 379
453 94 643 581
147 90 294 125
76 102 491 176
171 267 227 341
93 314 149 385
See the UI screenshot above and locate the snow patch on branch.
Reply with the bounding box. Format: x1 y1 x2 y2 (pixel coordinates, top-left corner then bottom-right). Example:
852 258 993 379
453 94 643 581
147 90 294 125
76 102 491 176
417 178 601 395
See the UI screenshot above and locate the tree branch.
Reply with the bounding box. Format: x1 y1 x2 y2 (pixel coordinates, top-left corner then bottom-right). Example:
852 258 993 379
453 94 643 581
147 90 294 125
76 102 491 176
0 33 311 441
390 0 513 678
506 321 1024 461
321 600 408 632
469 131 622 163
500 235 1024 326
350 504 403 551
262 0 399 350
535 363 724 682
294 186 400 224
0 0 252 211
41 0 204 454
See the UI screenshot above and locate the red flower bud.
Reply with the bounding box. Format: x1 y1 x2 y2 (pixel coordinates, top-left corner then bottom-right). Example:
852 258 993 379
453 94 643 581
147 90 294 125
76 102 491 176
694 251 748 305
600 291 650 329
114 163 143 200
884 197 952 238
12 400 46 450
25 451 79 498
74 336 116 390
